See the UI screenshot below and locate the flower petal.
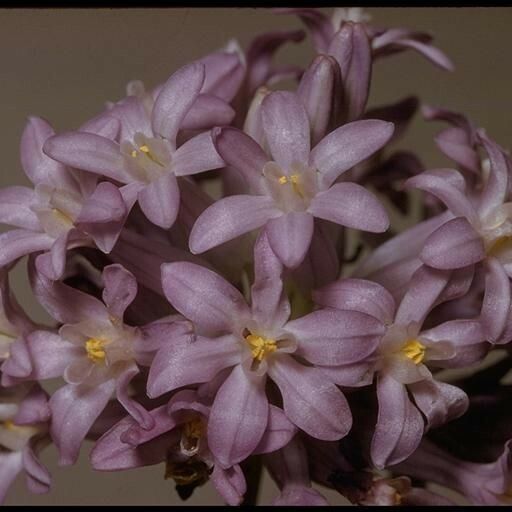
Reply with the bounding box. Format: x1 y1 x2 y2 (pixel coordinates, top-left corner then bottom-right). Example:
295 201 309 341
0 229 53 268
408 379 468 429
76 181 126 224
327 22 372 122
406 168 477 222
371 374 424 469
480 257 511 343
22 444 51 495
250 232 290 331
287 308 384 366
309 182 389 233
395 265 451 326
212 127 267 192
50 380 116 466
101 264 138 321
0 186 40 230
161 261 250 334
268 354 351 441
265 211 314 269
421 217 484 270
189 195 279 254
313 277 396 325
253 405 297 455
43 132 129 182
261 91 310 170
138 174 179 229
297 54 341 146
210 464 247 507
147 335 240 398
310 119 394 188
181 93 236 131
0 451 23 505
172 131 224 177
152 61 205 143
208 364 268 468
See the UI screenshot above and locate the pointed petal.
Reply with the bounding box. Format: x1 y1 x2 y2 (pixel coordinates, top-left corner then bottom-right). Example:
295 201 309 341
22 444 51 495
138 172 180 229
0 451 23 505
371 374 424 469
250 231 290 331
406 168 477 222
394 38 454 71
76 181 126 224
261 91 310 169
172 131 224 176
287 308 384 366
0 186 40 230
147 335 240 398
210 464 246 506
116 365 154 430
481 257 511 343
327 22 372 121
181 93 235 131
408 379 468 429
478 130 510 219
309 182 389 233
395 265 451 326
212 127 267 192
34 231 70 281
152 61 205 143
30 264 108 325
313 278 396 325
161 261 250 334
0 229 53 268
43 132 128 182
420 217 484 270
50 380 116 465
254 405 297 455
208 365 268 468
20 116 72 188
189 195 279 254
268 354 351 440
310 120 395 188
265 211 314 269
297 54 342 146
102 264 138 321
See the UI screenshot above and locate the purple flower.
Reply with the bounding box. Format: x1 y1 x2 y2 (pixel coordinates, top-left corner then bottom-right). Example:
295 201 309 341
190 90 393 268
394 439 512 505
91 387 296 505
0 384 51 504
2 264 161 465
314 264 484 468
43 62 227 230
0 117 131 280
147 233 385 468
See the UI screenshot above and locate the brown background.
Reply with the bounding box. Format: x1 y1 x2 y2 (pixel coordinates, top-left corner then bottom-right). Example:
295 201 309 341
1 7 510 505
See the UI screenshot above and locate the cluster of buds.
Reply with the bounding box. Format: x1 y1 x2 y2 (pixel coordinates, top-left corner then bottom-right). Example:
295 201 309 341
0 7 510 506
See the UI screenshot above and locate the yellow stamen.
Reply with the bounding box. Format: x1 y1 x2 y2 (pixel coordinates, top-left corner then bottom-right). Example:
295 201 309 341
278 175 288 185
130 149 138 158
486 235 512 256
401 339 426 365
246 333 277 361
85 338 106 364
51 208 74 226
2 419 39 437
139 145 150 153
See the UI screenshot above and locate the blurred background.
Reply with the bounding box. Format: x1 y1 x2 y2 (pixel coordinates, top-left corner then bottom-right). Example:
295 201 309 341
1 6 510 505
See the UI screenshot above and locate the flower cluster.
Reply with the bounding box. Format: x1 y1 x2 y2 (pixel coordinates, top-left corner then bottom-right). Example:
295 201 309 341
0 7 510 506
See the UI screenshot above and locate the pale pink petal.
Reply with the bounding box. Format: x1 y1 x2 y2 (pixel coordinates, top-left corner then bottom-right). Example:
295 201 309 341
208 364 268 468
309 182 389 233
189 195 280 254
0 186 40 230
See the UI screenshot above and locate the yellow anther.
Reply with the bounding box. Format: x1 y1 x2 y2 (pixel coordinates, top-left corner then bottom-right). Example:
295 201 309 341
3 419 17 431
401 339 426 365
487 236 512 256
246 334 277 361
289 174 300 184
139 145 150 153
131 149 138 158
85 338 106 364
278 175 288 185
